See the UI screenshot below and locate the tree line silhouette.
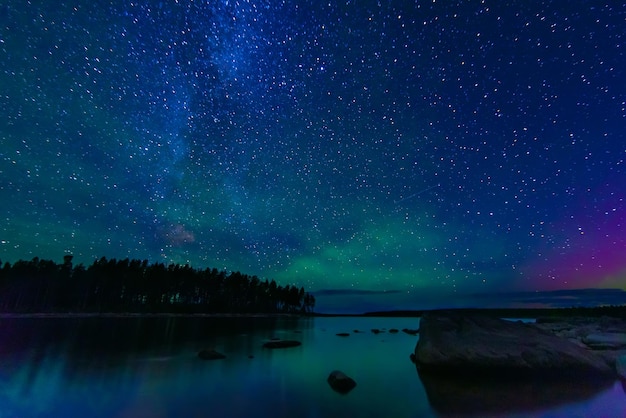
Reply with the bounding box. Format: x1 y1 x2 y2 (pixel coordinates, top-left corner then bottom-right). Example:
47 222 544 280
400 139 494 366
0 255 315 314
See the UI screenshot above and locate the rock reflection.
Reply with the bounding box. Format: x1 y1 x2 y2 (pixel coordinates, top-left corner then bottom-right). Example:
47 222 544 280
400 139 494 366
418 369 614 417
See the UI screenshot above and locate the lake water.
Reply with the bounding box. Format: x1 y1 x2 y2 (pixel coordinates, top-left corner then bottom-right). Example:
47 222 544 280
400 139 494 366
1 316 626 417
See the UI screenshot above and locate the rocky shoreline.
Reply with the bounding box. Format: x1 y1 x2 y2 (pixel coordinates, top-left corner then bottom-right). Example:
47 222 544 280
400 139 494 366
534 315 626 375
415 311 626 378
413 311 626 415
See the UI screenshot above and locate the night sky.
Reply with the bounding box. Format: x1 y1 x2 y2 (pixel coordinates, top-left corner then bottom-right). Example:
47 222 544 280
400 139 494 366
1 1 624 312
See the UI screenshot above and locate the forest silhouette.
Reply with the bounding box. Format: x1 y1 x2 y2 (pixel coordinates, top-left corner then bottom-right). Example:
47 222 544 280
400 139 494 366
0 255 315 314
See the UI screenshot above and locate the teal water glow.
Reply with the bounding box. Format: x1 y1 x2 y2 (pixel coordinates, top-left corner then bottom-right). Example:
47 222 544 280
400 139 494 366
0 317 625 417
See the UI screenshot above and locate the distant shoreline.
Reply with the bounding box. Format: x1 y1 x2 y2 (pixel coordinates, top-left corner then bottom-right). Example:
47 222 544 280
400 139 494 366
358 306 626 318
2 305 626 319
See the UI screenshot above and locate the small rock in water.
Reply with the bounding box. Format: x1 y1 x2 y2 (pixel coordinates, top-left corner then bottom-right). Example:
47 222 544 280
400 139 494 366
262 340 302 349
402 328 420 336
327 370 357 394
336 332 350 337
371 328 382 334
198 349 226 360
389 328 399 333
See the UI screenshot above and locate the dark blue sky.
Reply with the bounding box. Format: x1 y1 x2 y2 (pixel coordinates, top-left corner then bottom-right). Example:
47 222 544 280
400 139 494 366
1 1 624 312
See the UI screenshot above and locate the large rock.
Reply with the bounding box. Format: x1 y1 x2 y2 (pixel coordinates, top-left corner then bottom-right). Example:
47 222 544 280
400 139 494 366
415 311 614 377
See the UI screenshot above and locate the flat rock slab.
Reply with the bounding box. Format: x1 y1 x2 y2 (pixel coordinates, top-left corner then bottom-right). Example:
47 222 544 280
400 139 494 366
583 333 626 349
535 317 626 341
415 311 613 377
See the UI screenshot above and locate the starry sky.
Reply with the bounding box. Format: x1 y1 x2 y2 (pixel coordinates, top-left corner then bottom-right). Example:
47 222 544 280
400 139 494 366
1 1 624 312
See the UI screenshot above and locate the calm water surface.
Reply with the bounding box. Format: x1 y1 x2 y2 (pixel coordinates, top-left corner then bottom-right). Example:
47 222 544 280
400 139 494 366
0 316 625 417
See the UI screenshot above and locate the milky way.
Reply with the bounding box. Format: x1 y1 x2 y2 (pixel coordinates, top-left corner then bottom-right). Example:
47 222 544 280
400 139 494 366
1 1 624 310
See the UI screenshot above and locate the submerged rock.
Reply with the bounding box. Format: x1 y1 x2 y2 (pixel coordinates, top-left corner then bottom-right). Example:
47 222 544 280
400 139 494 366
415 311 613 377
262 340 302 349
327 370 357 394
198 349 226 360
389 328 399 333
336 332 350 337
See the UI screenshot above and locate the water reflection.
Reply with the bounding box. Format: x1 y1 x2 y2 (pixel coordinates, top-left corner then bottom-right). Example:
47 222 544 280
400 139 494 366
0 316 313 418
418 369 614 417
0 316 625 417
0 316 432 418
